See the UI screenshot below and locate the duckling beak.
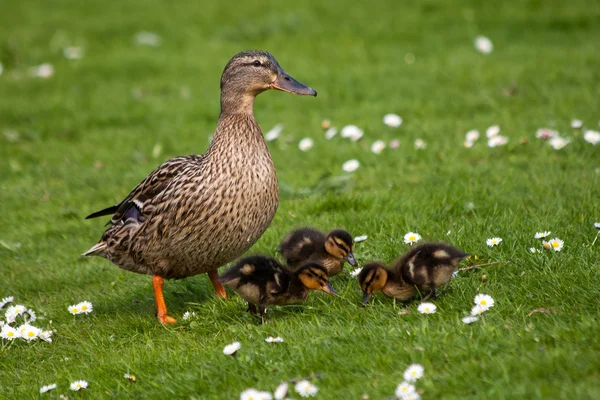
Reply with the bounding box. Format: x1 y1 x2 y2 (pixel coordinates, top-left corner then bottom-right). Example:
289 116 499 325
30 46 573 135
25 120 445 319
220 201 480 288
321 282 337 296
271 70 317 96
361 292 372 305
346 252 358 267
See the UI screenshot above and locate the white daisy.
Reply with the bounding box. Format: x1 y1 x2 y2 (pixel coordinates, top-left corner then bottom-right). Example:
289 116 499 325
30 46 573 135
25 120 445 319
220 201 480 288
298 138 314 152
486 125 500 137
529 247 540 254
21 324 41 341
342 159 360 173
350 268 363 277
39 383 57 394
341 125 363 141
295 380 318 397
325 127 337 140
223 341 241 355
371 140 386 154
534 231 551 239
5 304 26 323
487 135 508 147
354 235 368 242
265 336 284 343
583 130 600 145
264 124 283 142
403 364 424 382
40 330 53 343
401 392 421 400
383 113 402 128
542 241 551 250
63 46 83 60
30 63 54 79
474 35 493 54
182 311 196 320
465 129 480 142
76 301 93 314
571 119 583 129
0 296 14 309
594 222 600 230
24 309 36 323
124 373 136 382
240 388 272 400
68 304 80 315
470 304 486 316
134 31 161 47
462 315 479 324
548 136 570 150
413 138 426 149
389 139 400 149
535 128 559 140
403 232 422 245
70 380 88 391
274 382 289 400
417 302 436 314
0 324 18 340
395 382 416 398
547 238 564 252
486 237 502 247
474 294 495 310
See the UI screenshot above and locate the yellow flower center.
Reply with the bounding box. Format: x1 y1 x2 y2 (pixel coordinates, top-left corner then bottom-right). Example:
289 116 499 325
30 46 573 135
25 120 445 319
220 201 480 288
481 300 487 305
72 308 78 313
7 332 14 337
409 235 415 241
81 305 87 310
552 242 559 248
28 331 34 337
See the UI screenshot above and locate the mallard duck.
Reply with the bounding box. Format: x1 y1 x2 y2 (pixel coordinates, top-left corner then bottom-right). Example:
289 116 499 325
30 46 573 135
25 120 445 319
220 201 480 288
83 50 317 324
218 255 336 322
278 228 357 276
359 243 468 305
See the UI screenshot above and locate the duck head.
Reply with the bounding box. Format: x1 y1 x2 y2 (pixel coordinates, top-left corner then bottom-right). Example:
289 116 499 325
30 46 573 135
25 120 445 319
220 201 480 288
357 262 389 305
324 229 358 266
220 50 316 114
297 262 337 296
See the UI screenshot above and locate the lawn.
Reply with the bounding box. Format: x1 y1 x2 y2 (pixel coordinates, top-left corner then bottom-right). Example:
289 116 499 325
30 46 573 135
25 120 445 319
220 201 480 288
1 0 600 398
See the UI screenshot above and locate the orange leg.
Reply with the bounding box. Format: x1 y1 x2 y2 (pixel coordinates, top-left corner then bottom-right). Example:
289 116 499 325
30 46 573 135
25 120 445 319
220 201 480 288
152 275 176 325
209 270 228 299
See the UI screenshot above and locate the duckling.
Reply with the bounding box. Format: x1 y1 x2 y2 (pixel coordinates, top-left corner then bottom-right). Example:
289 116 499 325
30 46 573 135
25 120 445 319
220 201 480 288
218 256 337 322
83 51 317 324
359 243 468 305
278 228 357 276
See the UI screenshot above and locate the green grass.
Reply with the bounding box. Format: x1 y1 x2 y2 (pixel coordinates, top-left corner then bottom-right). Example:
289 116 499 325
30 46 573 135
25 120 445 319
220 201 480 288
1 0 600 398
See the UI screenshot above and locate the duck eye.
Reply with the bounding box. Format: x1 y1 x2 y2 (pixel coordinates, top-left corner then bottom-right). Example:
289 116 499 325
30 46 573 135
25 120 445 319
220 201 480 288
253 60 262 67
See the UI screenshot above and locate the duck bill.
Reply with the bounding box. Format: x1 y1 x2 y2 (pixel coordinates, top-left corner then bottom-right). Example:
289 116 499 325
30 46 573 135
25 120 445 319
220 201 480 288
321 282 337 296
346 252 358 266
361 292 372 305
271 70 317 96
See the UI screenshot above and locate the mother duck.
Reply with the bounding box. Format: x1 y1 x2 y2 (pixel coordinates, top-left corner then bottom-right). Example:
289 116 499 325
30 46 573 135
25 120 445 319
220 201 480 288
83 50 316 324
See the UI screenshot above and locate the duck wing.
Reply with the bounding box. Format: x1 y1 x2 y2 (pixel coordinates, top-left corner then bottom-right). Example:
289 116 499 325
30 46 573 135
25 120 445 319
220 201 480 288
279 228 326 265
85 156 200 225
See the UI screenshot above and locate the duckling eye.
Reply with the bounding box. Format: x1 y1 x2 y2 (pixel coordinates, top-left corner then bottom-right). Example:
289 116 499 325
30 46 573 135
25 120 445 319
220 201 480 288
253 60 262 67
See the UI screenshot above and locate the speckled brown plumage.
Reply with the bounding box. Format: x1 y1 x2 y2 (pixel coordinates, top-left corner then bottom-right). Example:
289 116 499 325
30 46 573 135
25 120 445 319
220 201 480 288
278 227 357 276
83 50 316 323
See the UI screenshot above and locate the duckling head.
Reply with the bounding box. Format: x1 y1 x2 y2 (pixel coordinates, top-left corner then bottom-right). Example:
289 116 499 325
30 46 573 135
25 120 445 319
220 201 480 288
324 229 358 266
296 262 337 296
358 262 389 305
220 50 316 114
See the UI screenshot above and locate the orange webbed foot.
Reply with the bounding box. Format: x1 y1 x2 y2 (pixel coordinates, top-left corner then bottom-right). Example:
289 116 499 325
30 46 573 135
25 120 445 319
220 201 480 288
209 270 228 299
158 314 177 325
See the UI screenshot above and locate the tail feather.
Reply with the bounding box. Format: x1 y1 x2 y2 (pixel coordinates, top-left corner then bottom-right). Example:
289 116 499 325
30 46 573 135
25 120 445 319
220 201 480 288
82 242 107 257
85 205 119 220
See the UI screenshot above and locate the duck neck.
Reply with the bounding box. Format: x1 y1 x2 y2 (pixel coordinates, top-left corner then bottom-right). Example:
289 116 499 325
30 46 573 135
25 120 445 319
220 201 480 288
219 88 257 116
